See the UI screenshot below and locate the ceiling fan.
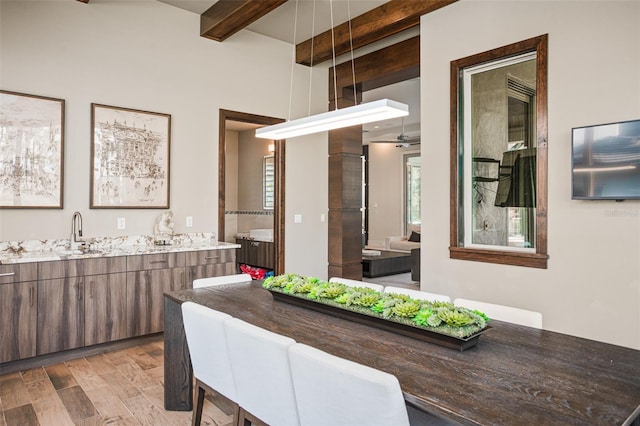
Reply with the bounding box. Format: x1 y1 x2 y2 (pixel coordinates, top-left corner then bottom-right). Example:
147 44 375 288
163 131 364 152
369 117 420 147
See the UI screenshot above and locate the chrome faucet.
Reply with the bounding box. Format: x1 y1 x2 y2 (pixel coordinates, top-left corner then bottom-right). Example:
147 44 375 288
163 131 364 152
70 211 86 250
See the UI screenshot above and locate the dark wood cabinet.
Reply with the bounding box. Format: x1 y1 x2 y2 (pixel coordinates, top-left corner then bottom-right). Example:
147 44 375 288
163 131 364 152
37 256 128 355
125 253 187 337
37 276 84 355
186 248 237 285
126 267 187 337
235 238 274 270
0 248 236 364
84 272 127 346
0 263 38 284
0 263 38 363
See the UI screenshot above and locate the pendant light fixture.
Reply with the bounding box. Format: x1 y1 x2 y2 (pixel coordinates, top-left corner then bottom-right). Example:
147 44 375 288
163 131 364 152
255 0 409 140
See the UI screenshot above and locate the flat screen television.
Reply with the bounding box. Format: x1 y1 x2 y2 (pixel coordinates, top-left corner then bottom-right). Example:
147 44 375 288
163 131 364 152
571 119 640 200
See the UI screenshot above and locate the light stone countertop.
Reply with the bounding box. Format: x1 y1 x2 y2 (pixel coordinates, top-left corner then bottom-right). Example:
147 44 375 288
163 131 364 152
0 233 240 264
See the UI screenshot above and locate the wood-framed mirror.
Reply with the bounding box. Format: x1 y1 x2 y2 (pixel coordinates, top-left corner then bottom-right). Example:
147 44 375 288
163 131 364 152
449 34 549 269
218 109 285 275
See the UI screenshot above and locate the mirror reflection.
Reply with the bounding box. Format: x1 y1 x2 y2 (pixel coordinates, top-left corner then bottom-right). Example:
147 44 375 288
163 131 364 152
463 53 537 250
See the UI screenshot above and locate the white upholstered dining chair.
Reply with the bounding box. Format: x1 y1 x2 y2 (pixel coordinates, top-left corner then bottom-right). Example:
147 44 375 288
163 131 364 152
453 298 543 329
192 273 252 289
181 302 239 426
288 343 410 426
384 286 451 303
329 277 384 293
224 318 300 426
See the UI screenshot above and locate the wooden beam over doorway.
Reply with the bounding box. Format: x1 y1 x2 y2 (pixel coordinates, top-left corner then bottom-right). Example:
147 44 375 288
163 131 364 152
296 0 456 66
329 36 419 101
201 0 287 42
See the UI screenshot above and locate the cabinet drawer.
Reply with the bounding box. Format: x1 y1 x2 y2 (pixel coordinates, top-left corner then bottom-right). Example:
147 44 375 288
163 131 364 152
126 252 186 271
0 263 38 284
184 249 235 267
38 256 127 279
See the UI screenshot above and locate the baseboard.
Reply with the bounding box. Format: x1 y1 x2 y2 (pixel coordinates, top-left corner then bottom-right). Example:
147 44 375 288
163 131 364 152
0 333 163 375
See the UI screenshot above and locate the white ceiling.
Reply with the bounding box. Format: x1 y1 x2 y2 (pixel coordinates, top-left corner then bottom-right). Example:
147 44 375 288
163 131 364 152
157 0 389 44
362 78 420 143
158 0 419 142
226 121 262 132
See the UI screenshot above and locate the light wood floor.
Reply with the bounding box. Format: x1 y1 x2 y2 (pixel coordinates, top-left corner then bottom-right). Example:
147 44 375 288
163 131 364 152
0 339 233 426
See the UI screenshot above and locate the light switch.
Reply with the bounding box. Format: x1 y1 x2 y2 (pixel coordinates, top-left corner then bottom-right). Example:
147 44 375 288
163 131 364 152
294 214 303 224
117 217 126 229
186 216 193 227
320 213 326 222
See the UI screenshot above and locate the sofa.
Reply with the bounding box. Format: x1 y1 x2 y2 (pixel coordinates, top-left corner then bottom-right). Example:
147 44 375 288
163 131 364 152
384 223 421 252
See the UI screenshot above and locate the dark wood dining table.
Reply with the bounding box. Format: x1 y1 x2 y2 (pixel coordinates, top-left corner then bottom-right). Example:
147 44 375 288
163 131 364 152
163 280 640 425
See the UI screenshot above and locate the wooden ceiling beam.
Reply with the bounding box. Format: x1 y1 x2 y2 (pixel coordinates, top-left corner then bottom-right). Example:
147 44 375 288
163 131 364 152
296 0 457 66
329 36 419 101
201 0 288 42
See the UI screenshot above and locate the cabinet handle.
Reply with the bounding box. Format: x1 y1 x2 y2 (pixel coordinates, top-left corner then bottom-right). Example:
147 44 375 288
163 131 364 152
149 260 168 264
205 256 219 260
29 286 34 307
0 272 16 277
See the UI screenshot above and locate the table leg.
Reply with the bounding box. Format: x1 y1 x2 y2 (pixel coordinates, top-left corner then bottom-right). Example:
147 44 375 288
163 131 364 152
163 296 193 411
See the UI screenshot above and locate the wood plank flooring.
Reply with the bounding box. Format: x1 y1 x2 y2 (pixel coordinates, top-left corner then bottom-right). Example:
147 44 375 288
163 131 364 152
0 339 233 426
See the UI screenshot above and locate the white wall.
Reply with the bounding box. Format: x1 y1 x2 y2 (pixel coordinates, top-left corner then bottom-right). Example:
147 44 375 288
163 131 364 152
0 0 329 276
284 132 329 279
421 0 640 349
367 144 416 246
224 130 239 242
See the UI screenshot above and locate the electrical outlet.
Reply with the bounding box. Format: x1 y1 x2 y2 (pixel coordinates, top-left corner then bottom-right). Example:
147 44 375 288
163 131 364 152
294 214 302 224
117 217 126 230
186 216 193 227
320 213 326 222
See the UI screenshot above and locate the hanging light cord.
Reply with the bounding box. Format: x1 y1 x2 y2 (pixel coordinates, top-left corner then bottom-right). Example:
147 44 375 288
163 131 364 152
307 0 316 116
287 0 299 122
330 0 338 111
347 0 357 106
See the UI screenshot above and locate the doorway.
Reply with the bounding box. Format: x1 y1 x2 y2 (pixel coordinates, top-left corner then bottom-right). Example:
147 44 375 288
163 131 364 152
328 36 420 279
218 109 285 275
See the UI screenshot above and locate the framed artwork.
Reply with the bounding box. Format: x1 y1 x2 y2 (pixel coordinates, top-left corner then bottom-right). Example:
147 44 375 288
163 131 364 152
0 90 65 208
91 103 171 208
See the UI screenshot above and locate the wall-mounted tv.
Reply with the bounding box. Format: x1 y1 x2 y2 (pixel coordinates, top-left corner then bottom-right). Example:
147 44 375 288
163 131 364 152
572 119 640 200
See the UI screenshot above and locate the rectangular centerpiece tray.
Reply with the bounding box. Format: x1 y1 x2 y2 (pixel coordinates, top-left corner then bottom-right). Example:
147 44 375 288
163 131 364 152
268 289 488 351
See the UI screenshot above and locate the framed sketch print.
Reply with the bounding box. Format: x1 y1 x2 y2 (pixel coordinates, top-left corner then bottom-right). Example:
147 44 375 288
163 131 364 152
91 103 171 208
0 90 65 208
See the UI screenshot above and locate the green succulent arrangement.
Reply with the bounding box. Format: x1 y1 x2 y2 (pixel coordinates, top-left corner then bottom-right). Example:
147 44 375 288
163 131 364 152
263 273 489 339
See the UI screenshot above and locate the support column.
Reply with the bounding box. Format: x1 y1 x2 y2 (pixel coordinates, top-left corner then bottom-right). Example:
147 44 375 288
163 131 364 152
328 93 363 280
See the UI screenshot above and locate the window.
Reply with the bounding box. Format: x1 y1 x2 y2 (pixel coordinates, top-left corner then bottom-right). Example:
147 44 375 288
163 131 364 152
405 153 421 231
263 155 274 210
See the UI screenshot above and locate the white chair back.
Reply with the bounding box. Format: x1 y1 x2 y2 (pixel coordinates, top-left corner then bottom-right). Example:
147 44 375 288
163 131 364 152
289 343 409 426
329 277 384 293
192 273 252 288
224 318 300 426
454 298 543 329
384 286 451 303
181 302 236 401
